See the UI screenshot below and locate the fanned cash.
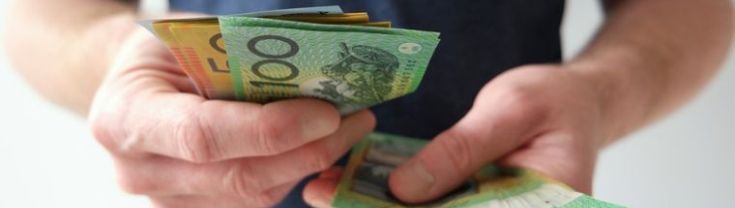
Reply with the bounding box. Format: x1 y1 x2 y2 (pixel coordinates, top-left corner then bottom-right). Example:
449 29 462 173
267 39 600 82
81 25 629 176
219 16 439 114
334 132 625 208
147 6 378 100
147 6 428 114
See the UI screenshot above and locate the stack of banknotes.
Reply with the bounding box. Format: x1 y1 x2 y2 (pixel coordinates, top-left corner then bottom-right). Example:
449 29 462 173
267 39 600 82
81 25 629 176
335 133 623 208
144 5 438 114
143 5 623 208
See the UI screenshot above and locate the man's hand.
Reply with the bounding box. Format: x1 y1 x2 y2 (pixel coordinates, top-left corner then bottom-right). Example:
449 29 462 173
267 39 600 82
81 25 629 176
303 64 606 206
88 28 376 208
303 0 734 204
387 65 605 203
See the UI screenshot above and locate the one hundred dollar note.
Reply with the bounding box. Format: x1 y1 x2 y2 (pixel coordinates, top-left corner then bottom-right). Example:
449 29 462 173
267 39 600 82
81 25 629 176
150 12 377 100
146 6 369 99
219 16 439 114
146 6 405 110
334 132 625 208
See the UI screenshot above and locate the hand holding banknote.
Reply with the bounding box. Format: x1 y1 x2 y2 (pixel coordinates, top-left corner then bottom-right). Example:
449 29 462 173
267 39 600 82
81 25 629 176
305 64 607 206
88 26 376 208
115 6 619 207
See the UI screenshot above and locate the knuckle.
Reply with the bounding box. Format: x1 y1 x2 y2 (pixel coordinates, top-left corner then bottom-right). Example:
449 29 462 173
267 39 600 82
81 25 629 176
251 191 284 207
497 84 549 121
224 164 271 197
174 115 217 163
90 114 117 149
89 105 130 152
437 131 475 172
304 144 334 172
362 110 378 129
253 117 292 155
89 86 138 152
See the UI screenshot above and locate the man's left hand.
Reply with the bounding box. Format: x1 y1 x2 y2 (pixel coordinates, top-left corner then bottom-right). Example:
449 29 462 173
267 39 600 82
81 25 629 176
303 64 610 206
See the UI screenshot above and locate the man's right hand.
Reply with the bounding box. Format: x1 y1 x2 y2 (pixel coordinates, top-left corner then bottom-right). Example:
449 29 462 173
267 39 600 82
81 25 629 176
88 28 376 208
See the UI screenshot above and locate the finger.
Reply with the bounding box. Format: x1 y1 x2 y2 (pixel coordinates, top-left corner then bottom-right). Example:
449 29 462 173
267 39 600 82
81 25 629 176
319 166 344 179
93 95 341 162
303 178 339 208
304 167 343 208
114 111 374 197
389 87 549 203
226 110 373 194
96 30 339 161
150 181 298 208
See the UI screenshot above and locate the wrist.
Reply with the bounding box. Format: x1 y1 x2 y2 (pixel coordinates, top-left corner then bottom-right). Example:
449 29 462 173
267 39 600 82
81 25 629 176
84 13 139 74
563 58 651 147
71 13 139 114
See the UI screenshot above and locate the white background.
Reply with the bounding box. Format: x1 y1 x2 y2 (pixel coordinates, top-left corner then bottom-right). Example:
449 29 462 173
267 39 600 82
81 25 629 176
0 1 733 207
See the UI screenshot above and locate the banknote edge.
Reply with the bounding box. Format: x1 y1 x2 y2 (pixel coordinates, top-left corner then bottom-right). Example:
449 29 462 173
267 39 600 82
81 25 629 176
139 5 344 35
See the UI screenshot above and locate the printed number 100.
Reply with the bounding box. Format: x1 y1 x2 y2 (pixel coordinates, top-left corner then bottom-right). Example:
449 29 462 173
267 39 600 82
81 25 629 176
247 35 300 88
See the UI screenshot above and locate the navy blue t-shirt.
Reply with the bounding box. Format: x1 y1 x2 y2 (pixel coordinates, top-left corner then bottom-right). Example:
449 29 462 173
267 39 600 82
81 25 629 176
169 1 565 207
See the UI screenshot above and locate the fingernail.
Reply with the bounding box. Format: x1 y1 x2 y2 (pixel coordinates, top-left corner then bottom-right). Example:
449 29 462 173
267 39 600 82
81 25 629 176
398 160 435 195
304 192 330 208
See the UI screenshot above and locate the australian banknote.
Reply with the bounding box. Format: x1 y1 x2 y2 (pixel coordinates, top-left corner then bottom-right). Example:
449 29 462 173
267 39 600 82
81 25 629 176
219 16 439 114
333 132 625 208
145 6 435 114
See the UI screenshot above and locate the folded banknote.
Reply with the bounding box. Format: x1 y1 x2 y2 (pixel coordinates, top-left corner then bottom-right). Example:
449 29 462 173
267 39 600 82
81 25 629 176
334 132 625 208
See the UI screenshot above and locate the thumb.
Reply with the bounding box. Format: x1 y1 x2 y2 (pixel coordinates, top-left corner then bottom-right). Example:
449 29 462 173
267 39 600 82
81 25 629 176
388 95 546 204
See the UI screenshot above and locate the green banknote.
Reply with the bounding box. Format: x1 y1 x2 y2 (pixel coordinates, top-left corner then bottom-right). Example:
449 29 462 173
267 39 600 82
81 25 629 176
334 132 625 208
219 16 440 114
